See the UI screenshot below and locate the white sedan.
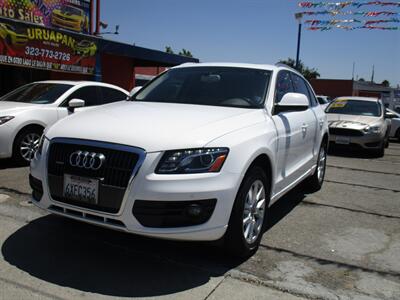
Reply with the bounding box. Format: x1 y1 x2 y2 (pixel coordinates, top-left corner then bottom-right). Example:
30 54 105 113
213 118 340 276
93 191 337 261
0 81 128 163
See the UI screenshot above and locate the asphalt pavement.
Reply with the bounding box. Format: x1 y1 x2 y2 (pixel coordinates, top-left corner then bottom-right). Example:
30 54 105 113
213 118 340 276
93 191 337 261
0 142 399 300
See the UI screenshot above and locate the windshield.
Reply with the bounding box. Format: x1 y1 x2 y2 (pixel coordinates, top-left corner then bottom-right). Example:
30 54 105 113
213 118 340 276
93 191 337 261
0 83 72 104
62 6 82 15
133 67 272 109
326 99 381 117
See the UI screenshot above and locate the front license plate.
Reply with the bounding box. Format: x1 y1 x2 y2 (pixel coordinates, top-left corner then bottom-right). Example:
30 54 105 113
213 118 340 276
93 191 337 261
336 136 350 145
63 174 99 204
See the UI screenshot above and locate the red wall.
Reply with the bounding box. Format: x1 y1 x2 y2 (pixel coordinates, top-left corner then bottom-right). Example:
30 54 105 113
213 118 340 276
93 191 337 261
101 53 135 91
310 79 354 99
135 66 166 76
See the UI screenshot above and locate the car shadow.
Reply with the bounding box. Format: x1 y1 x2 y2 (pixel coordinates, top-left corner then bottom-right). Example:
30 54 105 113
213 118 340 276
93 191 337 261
1 186 308 297
327 145 379 159
1 214 244 297
265 185 307 231
0 158 26 170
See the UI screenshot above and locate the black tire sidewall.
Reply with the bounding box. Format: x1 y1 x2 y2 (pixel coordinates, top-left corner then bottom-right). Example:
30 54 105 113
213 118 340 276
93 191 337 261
225 166 270 257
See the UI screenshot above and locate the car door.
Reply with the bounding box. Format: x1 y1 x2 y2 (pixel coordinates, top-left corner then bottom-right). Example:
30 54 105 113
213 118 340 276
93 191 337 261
271 71 317 196
291 73 319 170
57 86 101 120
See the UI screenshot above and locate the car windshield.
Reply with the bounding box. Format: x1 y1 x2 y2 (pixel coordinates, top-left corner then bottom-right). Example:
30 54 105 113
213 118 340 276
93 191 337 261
326 99 381 117
133 67 272 109
62 6 82 15
0 83 72 104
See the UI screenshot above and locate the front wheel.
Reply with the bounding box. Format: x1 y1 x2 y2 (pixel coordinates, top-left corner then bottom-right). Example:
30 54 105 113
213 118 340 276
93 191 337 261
305 143 327 192
224 166 270 258
13 128 42 165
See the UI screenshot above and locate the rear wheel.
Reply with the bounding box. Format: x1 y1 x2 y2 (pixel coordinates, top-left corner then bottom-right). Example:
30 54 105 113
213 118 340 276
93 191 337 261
305 143 327 192
397 129 400 142
13 127 43 165
224 166 270 258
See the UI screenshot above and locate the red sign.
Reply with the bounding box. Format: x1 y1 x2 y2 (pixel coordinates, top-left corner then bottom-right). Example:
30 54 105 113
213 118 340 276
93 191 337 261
0 19 97 74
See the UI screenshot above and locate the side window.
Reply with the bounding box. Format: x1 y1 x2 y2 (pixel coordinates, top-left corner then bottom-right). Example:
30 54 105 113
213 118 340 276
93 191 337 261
306 83 319 107
291 74 311 106
275 71 294 103
101 87 128 104
65 86 99 107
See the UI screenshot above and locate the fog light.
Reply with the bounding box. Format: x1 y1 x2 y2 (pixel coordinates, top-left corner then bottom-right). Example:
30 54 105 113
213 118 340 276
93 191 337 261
186 204 203 217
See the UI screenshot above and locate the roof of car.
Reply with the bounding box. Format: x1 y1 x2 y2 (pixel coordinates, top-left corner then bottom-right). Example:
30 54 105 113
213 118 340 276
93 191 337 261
32 81 129 93
174 62 283 72
334 96 379 102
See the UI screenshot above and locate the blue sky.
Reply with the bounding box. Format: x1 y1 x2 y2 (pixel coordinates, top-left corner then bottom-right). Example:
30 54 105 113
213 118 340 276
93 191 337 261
101 0 400 86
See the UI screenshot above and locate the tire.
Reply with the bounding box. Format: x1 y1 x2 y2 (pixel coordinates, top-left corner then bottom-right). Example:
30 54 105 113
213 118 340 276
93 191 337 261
224 166 270 258
373 141 385 158
397 129 400 142
12 127 43 165
304 142 327 192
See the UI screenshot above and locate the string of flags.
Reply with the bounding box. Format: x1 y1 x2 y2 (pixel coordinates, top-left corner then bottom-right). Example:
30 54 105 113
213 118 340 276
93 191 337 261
298 1 400 30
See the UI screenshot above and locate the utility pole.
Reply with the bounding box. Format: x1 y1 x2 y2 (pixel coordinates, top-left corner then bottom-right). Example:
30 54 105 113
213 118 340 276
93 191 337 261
371 65 375 83
352 62 355 81
295 13 303 70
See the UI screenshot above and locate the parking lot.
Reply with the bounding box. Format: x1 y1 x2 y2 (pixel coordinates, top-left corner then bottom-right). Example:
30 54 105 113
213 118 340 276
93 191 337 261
0 142 399 300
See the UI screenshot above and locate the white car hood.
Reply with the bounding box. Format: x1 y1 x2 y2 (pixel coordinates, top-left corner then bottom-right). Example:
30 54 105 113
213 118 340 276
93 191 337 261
327 114 381 129
46 101 266 152
0 101 41 115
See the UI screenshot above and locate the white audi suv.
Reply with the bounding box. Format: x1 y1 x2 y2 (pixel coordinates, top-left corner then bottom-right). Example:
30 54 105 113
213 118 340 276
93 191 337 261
0 81 128 163
30 63 329 257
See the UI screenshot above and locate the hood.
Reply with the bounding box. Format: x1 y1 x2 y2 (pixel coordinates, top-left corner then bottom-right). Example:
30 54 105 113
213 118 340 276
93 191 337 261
46 101 266 152
327 114 382 129
0 101 41 115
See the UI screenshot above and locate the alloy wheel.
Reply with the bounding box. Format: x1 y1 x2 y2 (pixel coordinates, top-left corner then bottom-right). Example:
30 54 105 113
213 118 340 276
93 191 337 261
242 180 266 244
317 146 326 183
20 132 41 162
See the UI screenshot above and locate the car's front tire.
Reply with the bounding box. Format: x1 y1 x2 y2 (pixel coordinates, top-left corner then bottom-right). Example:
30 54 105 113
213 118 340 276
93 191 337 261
224 166 270 258
13 127 43 165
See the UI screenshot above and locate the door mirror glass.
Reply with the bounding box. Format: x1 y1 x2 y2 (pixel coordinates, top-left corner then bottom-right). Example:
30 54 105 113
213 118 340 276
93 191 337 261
129 86 143 98
275 93 309 114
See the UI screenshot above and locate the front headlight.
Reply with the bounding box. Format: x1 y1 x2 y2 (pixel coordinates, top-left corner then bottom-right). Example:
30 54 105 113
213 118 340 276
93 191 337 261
156 148 229 174
0 116 14 125
364 126 381 134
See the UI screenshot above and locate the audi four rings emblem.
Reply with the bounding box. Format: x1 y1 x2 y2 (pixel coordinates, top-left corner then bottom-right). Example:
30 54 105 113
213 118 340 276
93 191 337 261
69 151 106 170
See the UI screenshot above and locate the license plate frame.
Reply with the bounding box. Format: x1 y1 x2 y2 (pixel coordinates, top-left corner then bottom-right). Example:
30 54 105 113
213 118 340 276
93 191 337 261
335 136 351 145
63 174 99 204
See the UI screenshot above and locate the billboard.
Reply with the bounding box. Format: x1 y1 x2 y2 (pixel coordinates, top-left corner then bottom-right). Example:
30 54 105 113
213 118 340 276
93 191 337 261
0 19 97 74
0 0 92 34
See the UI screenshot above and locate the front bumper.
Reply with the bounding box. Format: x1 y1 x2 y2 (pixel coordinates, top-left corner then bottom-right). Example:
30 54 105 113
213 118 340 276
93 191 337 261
30 140 241 241
329 133 384 149
0 123 14 159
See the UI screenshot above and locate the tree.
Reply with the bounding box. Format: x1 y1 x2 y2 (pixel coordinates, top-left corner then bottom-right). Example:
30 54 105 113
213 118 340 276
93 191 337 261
278 58 320 80
381 80 390 87
165 46 174 54
359 78 365 82
179 49 193 58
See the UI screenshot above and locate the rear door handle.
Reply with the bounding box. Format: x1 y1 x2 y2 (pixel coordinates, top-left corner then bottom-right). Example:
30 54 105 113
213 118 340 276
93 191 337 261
301 124 308 131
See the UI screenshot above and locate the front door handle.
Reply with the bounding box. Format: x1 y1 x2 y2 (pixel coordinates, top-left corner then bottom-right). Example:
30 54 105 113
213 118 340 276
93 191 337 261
301 124 308 131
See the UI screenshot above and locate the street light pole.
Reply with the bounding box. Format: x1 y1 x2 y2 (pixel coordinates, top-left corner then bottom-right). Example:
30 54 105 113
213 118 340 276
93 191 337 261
295 13 303 70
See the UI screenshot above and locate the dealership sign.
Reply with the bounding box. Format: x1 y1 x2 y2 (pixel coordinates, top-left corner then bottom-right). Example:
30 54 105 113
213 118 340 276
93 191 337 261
0 0 92 34
0 19 97 74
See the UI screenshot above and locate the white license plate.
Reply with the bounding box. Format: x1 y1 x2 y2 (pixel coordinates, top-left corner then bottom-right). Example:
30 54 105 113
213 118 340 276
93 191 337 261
63 174 99 204
336 136 351 145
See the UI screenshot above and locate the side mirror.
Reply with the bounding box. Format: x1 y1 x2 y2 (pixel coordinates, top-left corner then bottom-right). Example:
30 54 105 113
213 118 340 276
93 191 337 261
275 93 309 114
68 98 85 113
129 86 143 98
